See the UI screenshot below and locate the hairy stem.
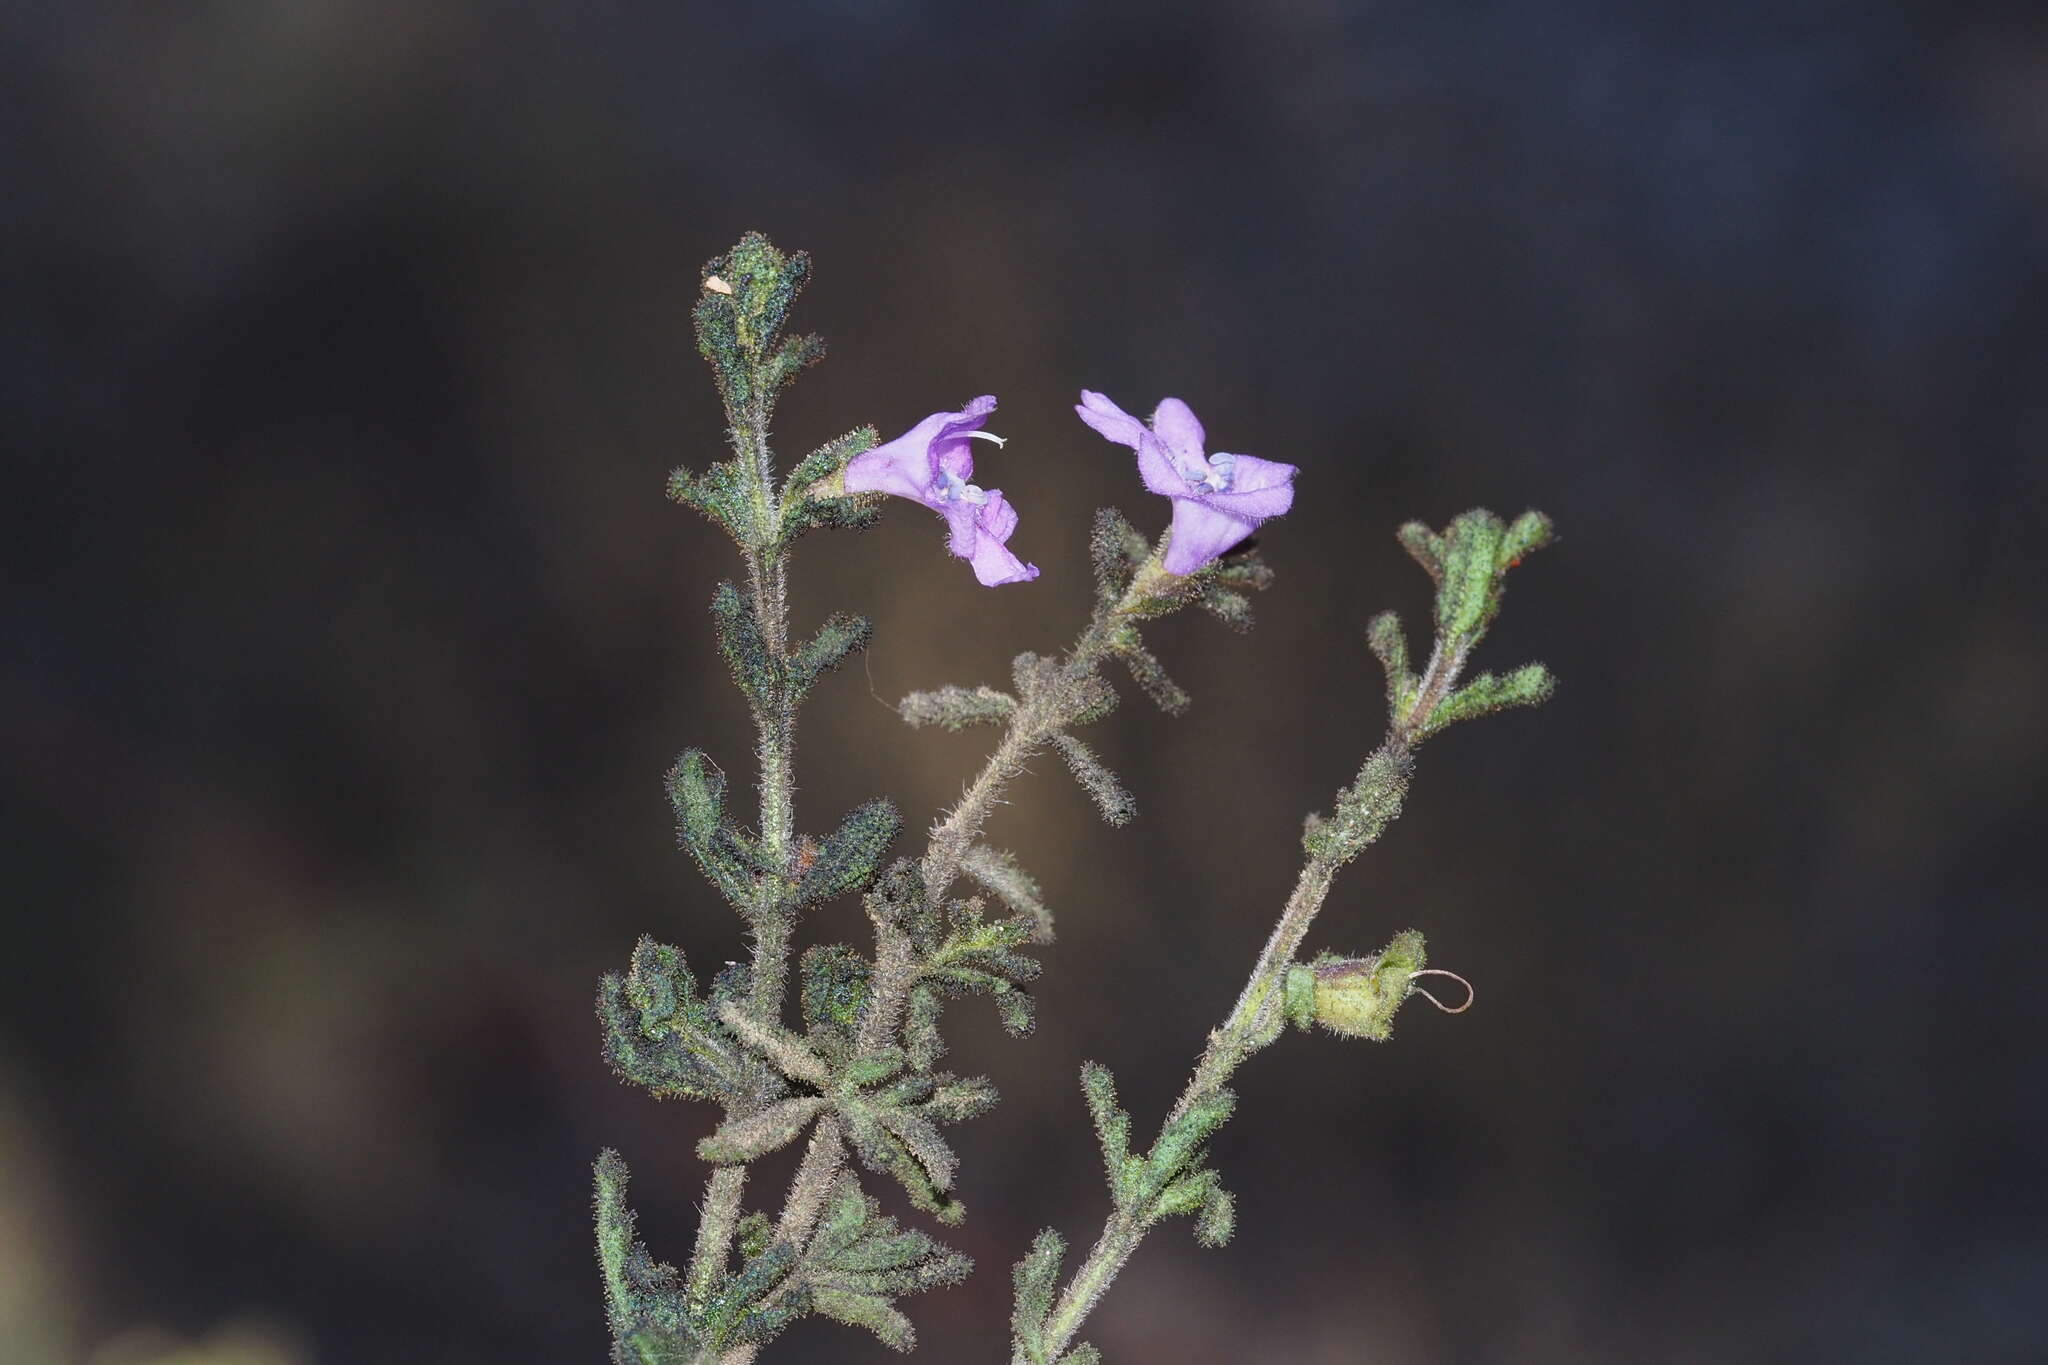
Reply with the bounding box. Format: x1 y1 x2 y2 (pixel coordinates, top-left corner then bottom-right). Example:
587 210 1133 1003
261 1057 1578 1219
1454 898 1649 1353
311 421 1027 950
921 572 1147 898
868 575 1139 1062
741 400 797 1022
1029 637 1467 1362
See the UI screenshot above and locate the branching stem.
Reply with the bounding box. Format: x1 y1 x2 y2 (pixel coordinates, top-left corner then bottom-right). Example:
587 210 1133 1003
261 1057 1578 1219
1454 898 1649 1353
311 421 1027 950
1027 634 1469 1363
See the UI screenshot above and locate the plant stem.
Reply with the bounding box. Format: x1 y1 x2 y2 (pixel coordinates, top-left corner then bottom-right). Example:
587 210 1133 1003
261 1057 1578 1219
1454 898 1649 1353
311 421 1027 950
740 399 797 1022
922 576 1142 898
1027 635 1466 1362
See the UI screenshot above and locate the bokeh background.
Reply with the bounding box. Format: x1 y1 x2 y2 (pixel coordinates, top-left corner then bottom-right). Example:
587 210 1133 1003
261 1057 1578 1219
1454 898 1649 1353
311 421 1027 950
7 3 2046 1362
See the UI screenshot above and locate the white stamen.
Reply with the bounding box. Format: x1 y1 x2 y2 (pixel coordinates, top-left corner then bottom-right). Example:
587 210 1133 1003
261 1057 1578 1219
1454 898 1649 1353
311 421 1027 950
963 430 1007 447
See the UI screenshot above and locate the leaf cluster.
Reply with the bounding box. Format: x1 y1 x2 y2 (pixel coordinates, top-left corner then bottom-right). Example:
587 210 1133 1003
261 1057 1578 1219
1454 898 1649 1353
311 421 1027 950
595 1149 806 1362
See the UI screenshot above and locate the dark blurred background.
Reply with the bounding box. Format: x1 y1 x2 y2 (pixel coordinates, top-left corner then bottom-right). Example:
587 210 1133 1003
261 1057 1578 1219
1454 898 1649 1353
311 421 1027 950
6 2 2046 1362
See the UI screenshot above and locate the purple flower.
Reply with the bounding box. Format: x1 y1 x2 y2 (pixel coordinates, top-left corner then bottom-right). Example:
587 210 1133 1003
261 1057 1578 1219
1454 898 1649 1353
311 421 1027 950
1074 391 1297 575
845 396 1040 586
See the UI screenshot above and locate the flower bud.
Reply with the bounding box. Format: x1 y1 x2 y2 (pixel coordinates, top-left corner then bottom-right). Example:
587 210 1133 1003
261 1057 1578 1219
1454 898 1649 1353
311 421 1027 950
1283 929 1427 1041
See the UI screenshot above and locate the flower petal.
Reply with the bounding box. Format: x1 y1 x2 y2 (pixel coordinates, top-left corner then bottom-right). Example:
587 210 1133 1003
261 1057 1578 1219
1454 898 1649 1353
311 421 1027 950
1149 398 1207 470
1206 453 1298 520
1164 496 1256 575
968 489 1039 586
847 397 997 505
844 420 942 503
939 498 981 558
1074 390 1149 450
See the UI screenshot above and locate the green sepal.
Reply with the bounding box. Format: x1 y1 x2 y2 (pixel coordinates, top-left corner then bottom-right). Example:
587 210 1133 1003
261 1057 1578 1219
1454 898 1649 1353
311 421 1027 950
597 937 774 1105
664 749 757 910
1011 1227 1067 1364
801 799 900 906
898 684 1017 730
806 1174 972 1351
1057 1348 1102 1365
1283 962 1317 1032
780 426 883 542
1303 929 1428 1042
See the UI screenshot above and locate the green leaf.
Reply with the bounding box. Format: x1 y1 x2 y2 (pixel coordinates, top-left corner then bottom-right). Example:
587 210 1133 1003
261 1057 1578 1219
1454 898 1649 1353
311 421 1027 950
1053 733 1136 826
800 943 873 1050
664 749 757 911
1195 584 1255 632
595 1150 805 1358
597 937 771 1105
1010 1228 1067 1364
958 845 1052 942
1196 1184 1237 1248
712 581 779 707
1079 1063 1135 1205
666 458 750 542
788 612 872 700
1142 1087 1236 1205
698 1096 830 1165
806 1175 971 1350
801 799 900 906
1365 610 1417 715
1111 630 1191 715
1422 662 1556 736
898 684 1018 730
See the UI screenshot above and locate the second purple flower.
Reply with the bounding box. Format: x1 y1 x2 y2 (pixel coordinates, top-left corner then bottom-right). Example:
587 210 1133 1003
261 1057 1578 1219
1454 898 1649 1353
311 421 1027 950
1075 390 1298 575
844 396 1040 587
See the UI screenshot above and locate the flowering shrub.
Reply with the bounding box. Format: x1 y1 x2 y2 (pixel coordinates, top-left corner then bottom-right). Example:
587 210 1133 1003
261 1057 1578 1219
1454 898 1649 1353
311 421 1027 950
594 233 1556 1364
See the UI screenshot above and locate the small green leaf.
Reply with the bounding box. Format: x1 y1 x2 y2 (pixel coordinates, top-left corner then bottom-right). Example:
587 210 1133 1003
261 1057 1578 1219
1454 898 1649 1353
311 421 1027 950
1052 733 1136 826
959 845 1052 942
698 1096 830 1164
898 684 1017 730
1196 1184 1237 1248
1111 631 1191 716
789 612 872 700
1011 1228 1067 1364
801 799 900 905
